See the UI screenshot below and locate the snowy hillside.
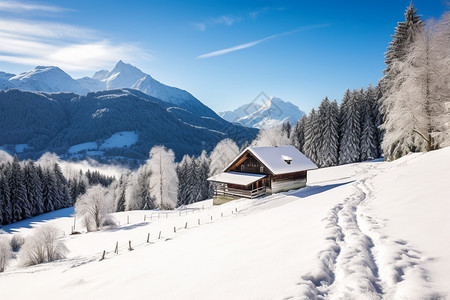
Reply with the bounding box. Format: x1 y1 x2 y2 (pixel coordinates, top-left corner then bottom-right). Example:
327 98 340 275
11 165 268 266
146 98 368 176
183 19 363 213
0 89 257 161
1 147 449 299
220 96 305 128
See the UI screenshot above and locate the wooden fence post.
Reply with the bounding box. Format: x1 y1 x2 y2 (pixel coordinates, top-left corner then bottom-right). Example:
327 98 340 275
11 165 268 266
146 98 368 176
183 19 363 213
198 219 200 225
185 222 188 229
115 241 118 254
174 226 177 233
147 233 150 243
158 231 161 239
127 215 129 224
128 240 133 251
100 250 106 261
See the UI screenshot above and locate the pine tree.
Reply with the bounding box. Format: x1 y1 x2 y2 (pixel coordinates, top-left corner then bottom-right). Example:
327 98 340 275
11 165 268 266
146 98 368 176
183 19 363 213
319 98 340 167
303 109 320 165
291 115 307 153
176 155 191 206
0 170 12 225
9 156 30 222
116 175 127 212
339 90 361 164
197 150 211 201
382 3 423 90
23 161 44 217
360 89 378 161
281 121 292 139
41 169 57 213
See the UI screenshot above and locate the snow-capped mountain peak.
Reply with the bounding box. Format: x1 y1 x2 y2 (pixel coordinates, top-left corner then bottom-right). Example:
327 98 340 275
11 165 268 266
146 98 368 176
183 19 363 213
102 60 146 89
220 96 305 128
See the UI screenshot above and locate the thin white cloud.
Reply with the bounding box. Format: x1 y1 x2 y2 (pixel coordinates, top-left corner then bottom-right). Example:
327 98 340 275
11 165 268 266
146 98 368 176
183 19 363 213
196 24 330 59
0 15 151 73
193 14 241 31
0 0 67 13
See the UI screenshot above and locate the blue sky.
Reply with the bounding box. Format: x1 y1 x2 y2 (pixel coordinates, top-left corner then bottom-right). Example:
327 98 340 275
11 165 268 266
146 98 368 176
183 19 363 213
0 0 446 113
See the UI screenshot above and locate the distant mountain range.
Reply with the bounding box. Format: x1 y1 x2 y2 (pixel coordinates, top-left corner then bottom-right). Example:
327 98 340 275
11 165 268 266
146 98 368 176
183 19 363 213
0 62 257 163
0 61 215 118
220 96 305 129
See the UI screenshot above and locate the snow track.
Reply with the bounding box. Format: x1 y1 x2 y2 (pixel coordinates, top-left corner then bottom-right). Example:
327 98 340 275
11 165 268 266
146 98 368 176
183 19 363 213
299 164 441 300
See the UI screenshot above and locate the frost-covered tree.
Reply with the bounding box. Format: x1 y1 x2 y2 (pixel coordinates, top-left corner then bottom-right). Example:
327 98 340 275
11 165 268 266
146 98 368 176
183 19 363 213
0 235 12 272
303 109 320 165
176 155 192 206
148 146 178 210
115 175 127 212
382 3 423 94
251 126 291 147
75 185 115 231
281 121 292 139
23 161 44 217
41 169 57 213
9 155 30 222
0 171 11 225
19 224 68 266
195 150 211 202
382 13 450 159
319 98 340 167
291 115 307 153
360 87 379 161
339 90 361 164
209 139 239 176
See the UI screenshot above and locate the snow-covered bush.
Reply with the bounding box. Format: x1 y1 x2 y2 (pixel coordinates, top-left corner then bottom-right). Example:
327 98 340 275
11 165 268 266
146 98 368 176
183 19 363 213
10 234 25 252
0 235 12 272
209 139 239 176
19 224 68 266
75 185 115 231
251 126 291 147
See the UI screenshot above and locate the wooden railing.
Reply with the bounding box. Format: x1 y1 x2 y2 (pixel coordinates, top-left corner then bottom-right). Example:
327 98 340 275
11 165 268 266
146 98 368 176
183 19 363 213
213 185 266 199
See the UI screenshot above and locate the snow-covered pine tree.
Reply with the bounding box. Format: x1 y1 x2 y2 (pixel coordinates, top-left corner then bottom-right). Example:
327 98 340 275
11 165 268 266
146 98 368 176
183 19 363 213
148 146 178 210
382 3 423 94
303 109 320 165
339 89 361 164
41 168 57 213
116 175 127 212
281 121 292 139
372 85 384 158
319 98 340 167
137 167 154 210
8 156 30 222
291 115 307 153
23 161 44 217
360 88 378 161
195 150 211 202
176 155 191 206
0 170 11 225
382 13 450 159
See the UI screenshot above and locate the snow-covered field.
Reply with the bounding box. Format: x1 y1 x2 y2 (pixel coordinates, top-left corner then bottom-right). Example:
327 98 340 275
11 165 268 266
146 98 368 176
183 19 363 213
1 147 449 299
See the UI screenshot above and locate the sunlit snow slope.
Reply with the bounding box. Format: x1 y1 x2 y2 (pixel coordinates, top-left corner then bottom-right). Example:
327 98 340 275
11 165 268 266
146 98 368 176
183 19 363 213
1 147 449 299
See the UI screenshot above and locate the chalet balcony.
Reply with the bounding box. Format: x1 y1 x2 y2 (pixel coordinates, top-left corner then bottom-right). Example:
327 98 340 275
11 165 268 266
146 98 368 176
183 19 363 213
213 184 267 199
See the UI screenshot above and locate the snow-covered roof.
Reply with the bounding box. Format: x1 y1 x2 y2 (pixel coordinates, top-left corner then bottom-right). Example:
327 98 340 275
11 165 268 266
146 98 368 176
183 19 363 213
226 146 318 175
207 172 266 186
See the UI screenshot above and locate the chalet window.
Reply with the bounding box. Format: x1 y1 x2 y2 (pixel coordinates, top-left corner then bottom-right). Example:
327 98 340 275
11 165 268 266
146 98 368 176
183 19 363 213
260 166 264 172
241 165 244 171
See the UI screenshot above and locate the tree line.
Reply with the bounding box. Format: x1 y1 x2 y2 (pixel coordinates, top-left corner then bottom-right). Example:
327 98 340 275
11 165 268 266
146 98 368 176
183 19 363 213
0 155 114 225
290 85 383 168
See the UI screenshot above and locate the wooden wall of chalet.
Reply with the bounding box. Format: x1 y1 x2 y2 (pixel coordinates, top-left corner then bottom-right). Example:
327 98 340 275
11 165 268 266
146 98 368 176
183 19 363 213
226 151 272 175
272 171 307 182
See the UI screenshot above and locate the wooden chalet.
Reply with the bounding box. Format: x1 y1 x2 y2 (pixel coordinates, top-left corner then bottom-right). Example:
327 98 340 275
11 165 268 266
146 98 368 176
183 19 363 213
208 146 317 203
